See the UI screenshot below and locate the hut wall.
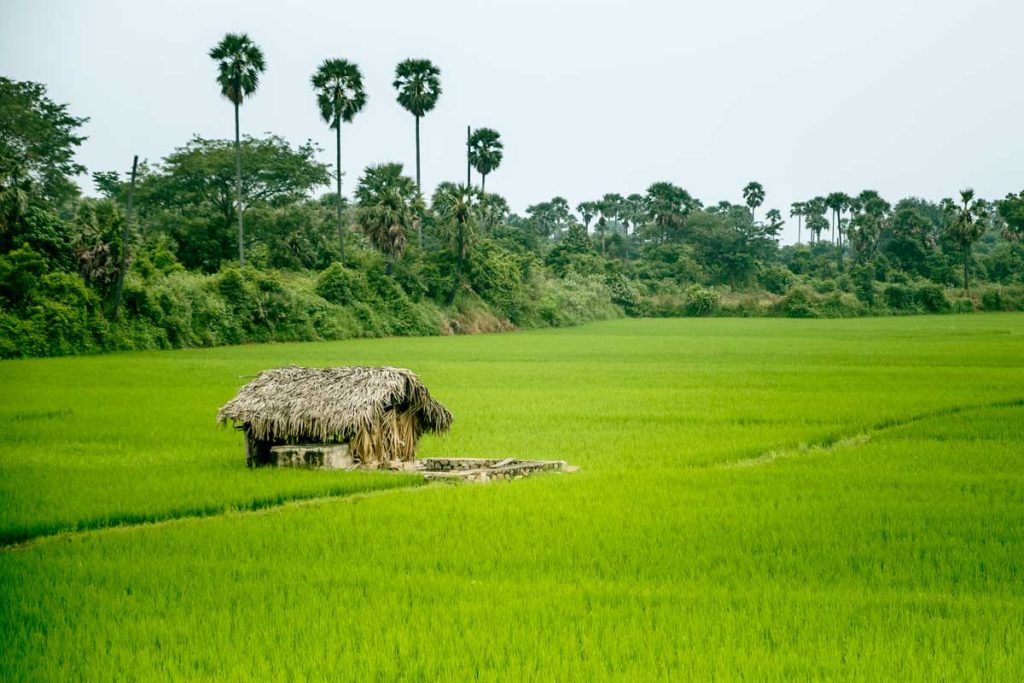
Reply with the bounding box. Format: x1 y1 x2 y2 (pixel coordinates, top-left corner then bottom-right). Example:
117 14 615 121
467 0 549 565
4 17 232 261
350 409 419 464
245 427 274 467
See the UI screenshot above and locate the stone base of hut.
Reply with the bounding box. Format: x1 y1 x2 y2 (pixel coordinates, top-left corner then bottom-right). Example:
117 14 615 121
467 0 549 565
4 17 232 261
255 446 576 482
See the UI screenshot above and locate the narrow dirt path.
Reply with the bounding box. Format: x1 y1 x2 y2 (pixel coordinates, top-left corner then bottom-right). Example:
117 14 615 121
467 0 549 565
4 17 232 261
1 481 438 553
719 397 1024 469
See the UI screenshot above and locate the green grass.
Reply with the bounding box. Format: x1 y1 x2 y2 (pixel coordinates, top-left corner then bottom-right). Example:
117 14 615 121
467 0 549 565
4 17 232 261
2 316 1023 680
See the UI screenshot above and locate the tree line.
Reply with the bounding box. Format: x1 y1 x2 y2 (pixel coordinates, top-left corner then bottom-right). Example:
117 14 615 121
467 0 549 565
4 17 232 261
2 46 1024 358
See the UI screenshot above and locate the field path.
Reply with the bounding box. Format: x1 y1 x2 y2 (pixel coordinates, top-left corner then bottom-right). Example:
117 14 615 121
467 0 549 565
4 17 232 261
721 396 1024 469
0 481 437 553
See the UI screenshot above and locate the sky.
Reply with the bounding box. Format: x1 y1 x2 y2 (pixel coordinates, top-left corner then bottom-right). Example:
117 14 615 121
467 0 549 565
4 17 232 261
1 0 1022 243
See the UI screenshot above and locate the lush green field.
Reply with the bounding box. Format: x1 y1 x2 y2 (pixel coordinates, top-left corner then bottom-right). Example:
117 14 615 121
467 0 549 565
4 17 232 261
2 316 1023 680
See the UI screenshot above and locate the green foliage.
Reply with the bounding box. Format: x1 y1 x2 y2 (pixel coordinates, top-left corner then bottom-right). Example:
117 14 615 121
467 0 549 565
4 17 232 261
917 283 951 313
758 264 794 294
883 284 918 313
684 285 720 316
772 286 819 318
0 77 87 210
134 135 329 270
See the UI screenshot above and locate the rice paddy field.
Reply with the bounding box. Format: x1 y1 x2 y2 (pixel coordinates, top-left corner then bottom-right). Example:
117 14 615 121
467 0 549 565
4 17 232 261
2 316 1023 680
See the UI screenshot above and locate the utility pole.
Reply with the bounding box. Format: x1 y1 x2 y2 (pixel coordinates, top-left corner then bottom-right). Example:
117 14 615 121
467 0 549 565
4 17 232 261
466 125 471 187
111 155 138 321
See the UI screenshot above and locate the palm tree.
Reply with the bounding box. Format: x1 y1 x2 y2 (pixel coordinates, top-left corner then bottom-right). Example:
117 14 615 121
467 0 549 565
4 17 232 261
312 58 367 262
790 202 805 244
805 196 828 243
209 33 266 266
354 163 419 271
432 182 479 304
825 192 850 244
598 193 623 256
944 188 987 292
467 128 503 191
393 59 442 200
742 181 765 223
576 201 597 230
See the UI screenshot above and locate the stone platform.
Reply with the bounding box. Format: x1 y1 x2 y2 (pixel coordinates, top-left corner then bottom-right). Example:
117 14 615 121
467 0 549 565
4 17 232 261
268 445 576 482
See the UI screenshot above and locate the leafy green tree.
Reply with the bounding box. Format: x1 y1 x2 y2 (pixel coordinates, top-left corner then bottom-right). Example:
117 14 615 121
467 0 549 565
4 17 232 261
742 181 765 223
209 33 266 266
354 163 419 270
431 182 479 303
944 188 987 292
0 78 87 213
312 58 367 261
997 190 1024 241
467 128 503 191
137 135 328 271
392 59 442 195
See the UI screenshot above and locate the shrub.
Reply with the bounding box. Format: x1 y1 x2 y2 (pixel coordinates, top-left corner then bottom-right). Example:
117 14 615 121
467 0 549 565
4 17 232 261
884 284 918 313
917 284 951 313
315 262 371 306
953 297 975 313
772 287 818 318
684 286 719 317
818 292 866 318
758 266 794 295
981 289 1005 312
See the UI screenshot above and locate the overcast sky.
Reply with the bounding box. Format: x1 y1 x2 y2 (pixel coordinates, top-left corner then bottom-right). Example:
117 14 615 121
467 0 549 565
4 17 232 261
2 0 1022 243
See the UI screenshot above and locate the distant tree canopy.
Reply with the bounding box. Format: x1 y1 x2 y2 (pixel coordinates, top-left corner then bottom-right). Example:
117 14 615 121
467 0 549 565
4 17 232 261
107 135 330 270
2 73 1024 360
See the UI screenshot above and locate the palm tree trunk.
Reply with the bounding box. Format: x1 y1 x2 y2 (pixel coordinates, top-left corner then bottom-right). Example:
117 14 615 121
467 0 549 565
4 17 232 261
481 173 486 193
335 119 345 262
797 216 802 244
964 249 970 293
415 115 421 191
415 116 422 248
234 100 244 266
447 222 465 306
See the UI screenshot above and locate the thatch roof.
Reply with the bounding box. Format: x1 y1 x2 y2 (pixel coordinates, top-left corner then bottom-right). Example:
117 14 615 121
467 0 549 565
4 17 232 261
217 366 453 443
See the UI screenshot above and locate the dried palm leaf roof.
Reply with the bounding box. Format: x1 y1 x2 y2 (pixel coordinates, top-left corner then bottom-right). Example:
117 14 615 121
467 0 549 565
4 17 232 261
217 366 453 442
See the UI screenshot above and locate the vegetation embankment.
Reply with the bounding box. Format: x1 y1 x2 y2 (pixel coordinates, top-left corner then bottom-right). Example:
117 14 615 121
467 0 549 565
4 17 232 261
3 66 1024 358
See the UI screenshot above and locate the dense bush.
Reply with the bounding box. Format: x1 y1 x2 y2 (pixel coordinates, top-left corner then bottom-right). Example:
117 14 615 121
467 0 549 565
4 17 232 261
917 284 951 313
772 286 818 318
883 284 918 313
684 285 720 316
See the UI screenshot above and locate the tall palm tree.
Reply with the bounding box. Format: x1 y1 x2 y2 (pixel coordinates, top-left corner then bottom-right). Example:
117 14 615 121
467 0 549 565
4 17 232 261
825 192 850 244
392 59 442 196
467 128 503 191
742 181 765 223
209 33 266 266
790 202 805 244
312 58 367 262
432 182 479 304
354 163 419 271
576 201 597 230
944 188 987 292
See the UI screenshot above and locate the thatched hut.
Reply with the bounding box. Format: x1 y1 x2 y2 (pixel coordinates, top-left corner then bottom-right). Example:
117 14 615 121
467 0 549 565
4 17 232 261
217 366 452 467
